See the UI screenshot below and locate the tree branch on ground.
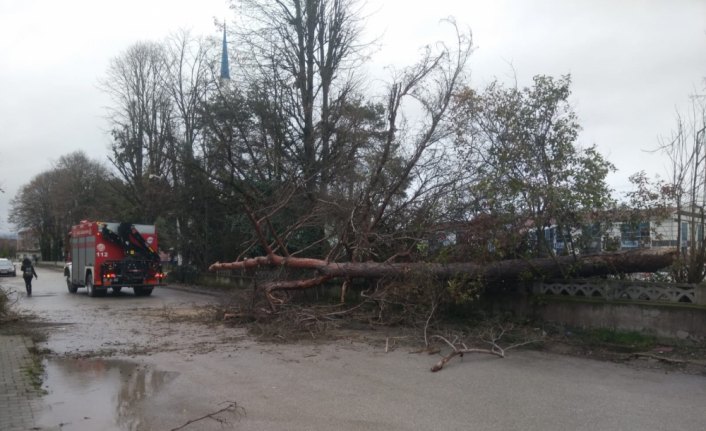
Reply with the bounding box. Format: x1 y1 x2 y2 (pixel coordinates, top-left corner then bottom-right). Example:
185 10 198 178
430 324 544 372
170 401 244 431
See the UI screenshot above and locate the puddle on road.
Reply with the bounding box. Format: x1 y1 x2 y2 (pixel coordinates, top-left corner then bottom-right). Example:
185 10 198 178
38 358 179 431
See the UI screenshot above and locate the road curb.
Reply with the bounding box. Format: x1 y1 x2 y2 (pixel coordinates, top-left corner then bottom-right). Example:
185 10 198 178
35 262 64 272
161 283 228 297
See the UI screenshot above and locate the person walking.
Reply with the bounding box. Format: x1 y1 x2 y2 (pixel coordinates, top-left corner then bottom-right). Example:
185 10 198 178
20 257 37 296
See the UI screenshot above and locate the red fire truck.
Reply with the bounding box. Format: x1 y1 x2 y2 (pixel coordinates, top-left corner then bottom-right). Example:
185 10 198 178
64 220 165 297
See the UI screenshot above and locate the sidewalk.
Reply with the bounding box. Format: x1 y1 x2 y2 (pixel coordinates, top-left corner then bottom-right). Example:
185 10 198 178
0 335 41 431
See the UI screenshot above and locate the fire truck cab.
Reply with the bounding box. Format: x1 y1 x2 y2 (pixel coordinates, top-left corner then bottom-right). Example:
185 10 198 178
64 220 165 297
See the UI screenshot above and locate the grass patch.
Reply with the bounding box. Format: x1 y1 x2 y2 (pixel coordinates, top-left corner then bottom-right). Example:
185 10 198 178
578 328 657 352
0 320 49 344
22 346 47 394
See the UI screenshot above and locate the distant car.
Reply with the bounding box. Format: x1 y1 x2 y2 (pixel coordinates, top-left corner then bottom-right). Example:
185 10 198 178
0 258 16 277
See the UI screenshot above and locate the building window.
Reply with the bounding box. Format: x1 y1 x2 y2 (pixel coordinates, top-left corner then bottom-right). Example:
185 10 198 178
621 221 650 248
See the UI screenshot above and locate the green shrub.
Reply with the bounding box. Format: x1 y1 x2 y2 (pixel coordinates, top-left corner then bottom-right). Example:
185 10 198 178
0 287 9 318
583 328 656 350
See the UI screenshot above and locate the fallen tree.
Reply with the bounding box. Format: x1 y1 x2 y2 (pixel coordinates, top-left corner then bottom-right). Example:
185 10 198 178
209 248 677 305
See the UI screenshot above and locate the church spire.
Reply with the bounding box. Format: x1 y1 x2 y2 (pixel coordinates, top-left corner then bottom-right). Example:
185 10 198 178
220 24 230 80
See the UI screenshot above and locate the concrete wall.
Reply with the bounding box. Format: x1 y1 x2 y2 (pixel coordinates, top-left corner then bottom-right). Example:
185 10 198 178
535 298 706 340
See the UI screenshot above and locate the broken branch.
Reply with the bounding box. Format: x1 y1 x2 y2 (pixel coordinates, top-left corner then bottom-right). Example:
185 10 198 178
170 401 244 431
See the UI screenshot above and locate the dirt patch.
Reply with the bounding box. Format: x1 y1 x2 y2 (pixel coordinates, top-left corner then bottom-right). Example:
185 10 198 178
530 323 706 375
0 318 51 344
206 296 706 375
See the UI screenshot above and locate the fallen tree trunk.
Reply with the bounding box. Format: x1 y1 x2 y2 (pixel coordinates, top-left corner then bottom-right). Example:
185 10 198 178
209 248 677 302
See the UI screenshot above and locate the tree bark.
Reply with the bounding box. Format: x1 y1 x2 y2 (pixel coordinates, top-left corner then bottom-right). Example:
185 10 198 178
209 248 677 299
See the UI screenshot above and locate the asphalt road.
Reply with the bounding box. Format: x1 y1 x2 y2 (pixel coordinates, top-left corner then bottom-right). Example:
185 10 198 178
4 265 706 431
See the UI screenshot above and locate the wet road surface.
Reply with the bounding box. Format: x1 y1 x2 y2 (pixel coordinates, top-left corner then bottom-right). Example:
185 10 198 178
5 265 706 430
7 265 238 430
11 266 228 357
38 358 177 430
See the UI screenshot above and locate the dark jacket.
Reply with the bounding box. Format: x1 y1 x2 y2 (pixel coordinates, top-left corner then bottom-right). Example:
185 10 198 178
21 259 37 279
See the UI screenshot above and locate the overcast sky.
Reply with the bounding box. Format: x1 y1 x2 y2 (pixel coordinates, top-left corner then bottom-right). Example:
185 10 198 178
1 0 705 233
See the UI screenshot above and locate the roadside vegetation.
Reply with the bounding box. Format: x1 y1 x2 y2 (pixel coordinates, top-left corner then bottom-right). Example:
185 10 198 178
22 346 47 394
189 279 706 373
5 0 705 366
0 285 16 323
579 328 657 351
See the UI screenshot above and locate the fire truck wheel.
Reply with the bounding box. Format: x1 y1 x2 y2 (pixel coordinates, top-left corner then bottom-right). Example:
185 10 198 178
112 287 122 295
66 276 78 294
86 275 96 297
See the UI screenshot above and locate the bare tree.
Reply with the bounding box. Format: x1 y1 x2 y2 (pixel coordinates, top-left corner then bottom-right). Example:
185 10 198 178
230 0 367 194
210 21 509 300
338 21 474 263
162 29 221 266
9 152 116 260
9 172 55 258
163 29 217 164
102 41 174 221
658 94 706 282
194 0 376 266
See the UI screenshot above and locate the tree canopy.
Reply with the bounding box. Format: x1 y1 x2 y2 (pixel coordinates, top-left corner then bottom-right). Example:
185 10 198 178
11 1 616 271
451 75 615 259
9 151 118 260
